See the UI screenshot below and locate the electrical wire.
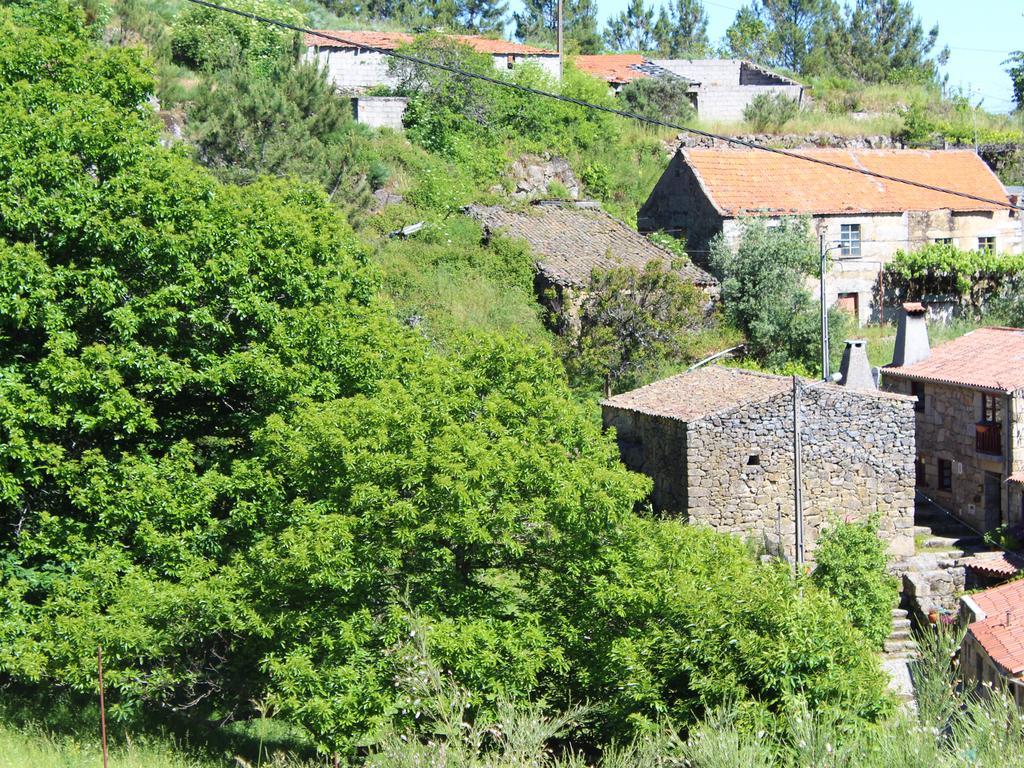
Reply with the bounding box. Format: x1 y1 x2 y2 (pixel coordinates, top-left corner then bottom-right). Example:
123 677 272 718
184 0 1024 212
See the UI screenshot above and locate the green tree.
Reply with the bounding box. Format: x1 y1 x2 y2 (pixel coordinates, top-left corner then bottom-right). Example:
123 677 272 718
604 0 657 52
812 518 899 649
562 262 706 396
170 0 301 72
457 0 509 33
619 75 697 125
512 0 601 53
724 0 840 74
1006 50 1024 110
710 218 845 372
722 4 775 64
837 0 946 84
653 0 710 58
187 56 375 212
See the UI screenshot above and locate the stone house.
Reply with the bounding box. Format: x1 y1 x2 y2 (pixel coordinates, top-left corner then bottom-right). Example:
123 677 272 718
465 200 718 330
638 148 1022 325
959 578 1024 707
573 55 802 121
304 30 560 93
882 305 1024 533
601 360 916 561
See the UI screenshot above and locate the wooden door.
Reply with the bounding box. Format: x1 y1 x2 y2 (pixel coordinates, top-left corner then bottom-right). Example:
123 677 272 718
984 472 1003 531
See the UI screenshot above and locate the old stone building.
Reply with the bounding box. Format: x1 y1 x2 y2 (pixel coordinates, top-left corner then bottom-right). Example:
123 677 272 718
304 30 560 95
959 579 1024 708
602 363 916 560
465 200 717 330
882 305 1024 533
638 148 1022 325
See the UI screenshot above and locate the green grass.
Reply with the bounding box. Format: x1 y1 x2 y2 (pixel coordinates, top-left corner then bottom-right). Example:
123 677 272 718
859 318 985 368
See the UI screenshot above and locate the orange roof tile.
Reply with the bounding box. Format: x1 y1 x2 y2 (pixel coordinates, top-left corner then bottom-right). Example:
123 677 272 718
681 148 1010 216
962 552 1024 579
304 30 555 56
575 54 649 84
884 327 1024 392
968 579 1024 677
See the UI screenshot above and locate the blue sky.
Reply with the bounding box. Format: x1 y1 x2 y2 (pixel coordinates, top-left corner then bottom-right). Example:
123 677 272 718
514 0 1023 113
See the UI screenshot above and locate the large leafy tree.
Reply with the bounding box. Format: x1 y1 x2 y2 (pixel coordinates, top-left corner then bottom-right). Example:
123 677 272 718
653 0 710 58
512 0 601 53
836 0 946 84
724 0 840 74
604 0 657 52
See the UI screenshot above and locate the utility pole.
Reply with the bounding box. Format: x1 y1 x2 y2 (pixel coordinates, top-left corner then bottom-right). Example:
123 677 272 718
557 0 564 81
819 234 830 381
792 375 805 568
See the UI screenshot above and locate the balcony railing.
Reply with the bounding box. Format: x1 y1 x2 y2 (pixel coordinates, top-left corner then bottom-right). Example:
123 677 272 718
976 422 1002 455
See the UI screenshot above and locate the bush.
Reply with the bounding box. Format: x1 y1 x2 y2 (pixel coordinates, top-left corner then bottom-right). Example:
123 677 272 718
812 518 900 648
618 76 697 126
170 0 300 72
743 92 799 132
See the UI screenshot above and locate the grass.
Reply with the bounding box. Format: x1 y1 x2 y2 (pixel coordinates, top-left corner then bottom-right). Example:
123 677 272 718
858 317 986 368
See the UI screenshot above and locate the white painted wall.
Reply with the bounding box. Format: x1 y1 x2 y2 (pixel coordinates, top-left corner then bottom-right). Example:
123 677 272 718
354 96 408 130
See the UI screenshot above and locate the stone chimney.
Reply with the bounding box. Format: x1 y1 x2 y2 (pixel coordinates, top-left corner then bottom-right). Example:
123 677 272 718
891 302 930 367
838 339 875 389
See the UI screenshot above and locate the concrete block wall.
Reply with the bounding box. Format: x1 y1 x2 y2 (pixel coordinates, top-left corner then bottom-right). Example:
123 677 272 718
354 96 408 130
696 84 804 123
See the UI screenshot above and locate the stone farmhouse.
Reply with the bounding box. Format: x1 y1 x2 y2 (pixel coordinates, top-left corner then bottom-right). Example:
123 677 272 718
960 578 1024 708
465 200 717 330
882 304 1024 534
601 359 916 561
303 30 560 92
638 148 1022 325
573 55 803 121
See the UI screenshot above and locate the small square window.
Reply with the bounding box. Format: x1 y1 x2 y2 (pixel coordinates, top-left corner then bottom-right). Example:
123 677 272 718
911 381 925 413
938 459 952 491
506 54 515 69
839 223 862 257
934 237 953 245
747 454 761 466
978 236 996 252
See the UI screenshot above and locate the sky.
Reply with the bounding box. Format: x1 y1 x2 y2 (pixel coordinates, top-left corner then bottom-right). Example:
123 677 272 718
511 0 1024 113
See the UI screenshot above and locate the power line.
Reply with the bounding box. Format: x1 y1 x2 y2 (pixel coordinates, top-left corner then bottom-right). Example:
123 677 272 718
184 0 1023 212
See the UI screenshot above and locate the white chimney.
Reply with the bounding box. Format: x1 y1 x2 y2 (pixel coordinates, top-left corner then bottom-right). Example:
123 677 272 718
891 302 930 367
838 339 875 389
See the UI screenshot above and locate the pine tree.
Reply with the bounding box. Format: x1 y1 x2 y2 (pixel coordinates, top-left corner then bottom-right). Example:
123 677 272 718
457 0 508 33
838 0 946 84
723 0 841 74
604 0 656 52
653 0 710 58
512 0 600 53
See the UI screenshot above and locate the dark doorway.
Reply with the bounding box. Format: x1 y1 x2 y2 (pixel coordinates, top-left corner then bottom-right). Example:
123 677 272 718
984 472 1003 531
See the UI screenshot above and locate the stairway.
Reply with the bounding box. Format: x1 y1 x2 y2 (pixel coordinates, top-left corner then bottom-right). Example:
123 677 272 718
881 606 918 708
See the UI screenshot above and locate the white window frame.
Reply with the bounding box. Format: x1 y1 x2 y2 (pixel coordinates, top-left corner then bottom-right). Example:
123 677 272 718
839 223 862 258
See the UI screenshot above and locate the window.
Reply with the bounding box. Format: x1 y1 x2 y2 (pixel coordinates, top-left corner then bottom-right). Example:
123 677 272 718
978 236 996 252
506 54 515 70
934 237 953 245
938 459 953 491
747 454 761 466
839 223 862 257
911 381 925 413
982 393 1001 423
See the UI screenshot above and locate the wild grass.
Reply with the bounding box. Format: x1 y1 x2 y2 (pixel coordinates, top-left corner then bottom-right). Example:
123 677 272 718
858 317 985 368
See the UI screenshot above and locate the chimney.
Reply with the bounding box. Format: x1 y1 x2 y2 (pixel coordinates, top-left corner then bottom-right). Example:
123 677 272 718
891 302 930 367
838 339 875 389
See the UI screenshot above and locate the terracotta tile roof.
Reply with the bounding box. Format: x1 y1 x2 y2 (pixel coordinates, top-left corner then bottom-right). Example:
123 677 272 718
962 552 1024 579
680 148 1010 217
574 54 649 84
304 30 556 56
601 365 792 421
968 579 1024 677
465 202 717 288
883 327 1024 393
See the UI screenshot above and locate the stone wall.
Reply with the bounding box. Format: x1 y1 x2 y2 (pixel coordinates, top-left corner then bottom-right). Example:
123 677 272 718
353 96 408 130
636 152 726 255
603 382 916 560
883 378 1023 531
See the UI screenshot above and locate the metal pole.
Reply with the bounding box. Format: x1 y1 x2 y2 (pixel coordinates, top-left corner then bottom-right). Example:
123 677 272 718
98 645 109 768
557 0 564 81
793 375 805 568
820 234 829 381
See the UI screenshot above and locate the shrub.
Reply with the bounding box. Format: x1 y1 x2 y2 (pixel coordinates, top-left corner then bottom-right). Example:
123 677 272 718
618 76 697 126
743 92 799 132
170 0 301 72
812 518 900 648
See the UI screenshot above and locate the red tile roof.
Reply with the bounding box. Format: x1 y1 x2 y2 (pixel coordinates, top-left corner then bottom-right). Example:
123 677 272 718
968 579 1024 677
962 552 1024 579
575 54 649 84
680 148 1010 217
883 327 1024 393
304 30 556 56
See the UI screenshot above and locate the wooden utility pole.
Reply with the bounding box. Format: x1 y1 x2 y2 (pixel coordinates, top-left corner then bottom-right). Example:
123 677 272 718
792 376 805 568
557 0 564 81
98 646 109 768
